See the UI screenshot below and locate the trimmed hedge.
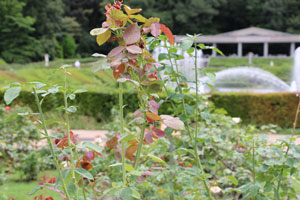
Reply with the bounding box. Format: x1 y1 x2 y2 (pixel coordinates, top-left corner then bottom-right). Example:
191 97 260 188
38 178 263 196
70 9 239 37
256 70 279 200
0 91 139 122
0 91 299 127
210 92 299 127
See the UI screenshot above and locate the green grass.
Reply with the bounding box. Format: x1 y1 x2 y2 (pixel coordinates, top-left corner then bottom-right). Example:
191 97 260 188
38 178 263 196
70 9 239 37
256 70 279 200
0 170 63 200
0 58 138 93
207 57 293 83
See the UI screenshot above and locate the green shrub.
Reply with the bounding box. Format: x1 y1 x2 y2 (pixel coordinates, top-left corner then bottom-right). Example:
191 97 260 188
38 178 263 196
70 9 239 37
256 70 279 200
0 91 139 122
1 91 298 127
210 92 300 127
61 35 77 58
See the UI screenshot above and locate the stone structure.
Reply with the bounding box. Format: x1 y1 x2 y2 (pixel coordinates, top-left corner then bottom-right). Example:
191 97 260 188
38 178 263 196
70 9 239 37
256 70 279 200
175 27 300 57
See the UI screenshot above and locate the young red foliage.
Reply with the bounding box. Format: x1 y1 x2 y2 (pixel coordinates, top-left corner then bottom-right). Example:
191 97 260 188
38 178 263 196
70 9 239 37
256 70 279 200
161 24 175 45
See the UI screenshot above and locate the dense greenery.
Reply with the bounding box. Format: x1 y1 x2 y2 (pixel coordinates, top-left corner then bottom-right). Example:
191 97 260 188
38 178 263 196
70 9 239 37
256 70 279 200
211 92 300 127
1 90 299 128
1 0 300 63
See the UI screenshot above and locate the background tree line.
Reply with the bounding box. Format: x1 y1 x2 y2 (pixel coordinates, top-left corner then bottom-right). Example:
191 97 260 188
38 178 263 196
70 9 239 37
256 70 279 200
1 0 300 63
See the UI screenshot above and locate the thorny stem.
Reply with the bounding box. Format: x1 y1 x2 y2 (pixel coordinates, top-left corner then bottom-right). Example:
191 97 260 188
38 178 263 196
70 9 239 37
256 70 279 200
128 63 147 170
154 66 176 200
275 95 300 199
165 41 214 199
252 138 256 184
33 88 71 200
134 111 147 170
119 82 127 185
63 69 78 199
193 39 214 200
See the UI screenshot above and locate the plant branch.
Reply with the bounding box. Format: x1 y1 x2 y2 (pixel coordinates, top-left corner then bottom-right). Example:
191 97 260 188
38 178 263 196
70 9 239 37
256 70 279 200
119 82 127 185
33 88 71 200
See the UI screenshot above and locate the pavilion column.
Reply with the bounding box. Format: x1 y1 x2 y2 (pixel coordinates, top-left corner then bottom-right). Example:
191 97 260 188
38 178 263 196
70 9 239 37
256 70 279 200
290 42 295 57
238 42 243 57
212 43 217 57
263 42 269 58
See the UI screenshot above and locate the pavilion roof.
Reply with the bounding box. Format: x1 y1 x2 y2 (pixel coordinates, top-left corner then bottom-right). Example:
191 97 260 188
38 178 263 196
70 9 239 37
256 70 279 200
175 27 300 43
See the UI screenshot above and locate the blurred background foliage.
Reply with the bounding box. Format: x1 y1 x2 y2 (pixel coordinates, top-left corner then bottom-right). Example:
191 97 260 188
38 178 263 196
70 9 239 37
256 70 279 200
1 0 300 63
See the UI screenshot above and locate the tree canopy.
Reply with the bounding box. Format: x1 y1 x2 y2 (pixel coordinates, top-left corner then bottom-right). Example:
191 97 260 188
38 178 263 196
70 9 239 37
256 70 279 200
1 0 300 63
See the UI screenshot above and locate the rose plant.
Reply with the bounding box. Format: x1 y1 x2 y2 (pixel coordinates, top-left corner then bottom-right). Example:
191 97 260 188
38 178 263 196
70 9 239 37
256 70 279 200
3 1 300 200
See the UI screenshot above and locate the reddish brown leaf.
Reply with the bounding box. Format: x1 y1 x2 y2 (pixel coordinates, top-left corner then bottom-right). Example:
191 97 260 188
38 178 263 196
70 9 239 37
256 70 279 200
80 161 93 170
84 151 95 161
160 115 184 130
113 63 125 79
146 112 162 121
125 144 138 161
161 24 174 45
144 132 153 144
126 45 142 54
152 127 166 138
108 46 124 58
123 23 141 45
148 100 159 114
106 136 118 149
150 23 162 37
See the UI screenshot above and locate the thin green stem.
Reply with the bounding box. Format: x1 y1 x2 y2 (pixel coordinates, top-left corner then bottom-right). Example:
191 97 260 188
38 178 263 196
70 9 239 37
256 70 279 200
63 70 77 193
33 88 70 200
134 111 147 170
165 41 214 199
119 82 127 185
82 178 87 200
252 138 255 184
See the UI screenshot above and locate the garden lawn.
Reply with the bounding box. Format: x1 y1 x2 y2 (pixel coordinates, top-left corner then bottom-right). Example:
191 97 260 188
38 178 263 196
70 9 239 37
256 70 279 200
207 57 293 83
0 170 62 200
0 58 138 94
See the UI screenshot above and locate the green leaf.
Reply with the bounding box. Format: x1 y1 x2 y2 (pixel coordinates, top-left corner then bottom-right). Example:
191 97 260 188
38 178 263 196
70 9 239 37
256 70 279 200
206 72 216 82
131 188 141 199
180 39 193 51
74 89 87 94
170 94 185 100
158 53 169 61
125 164 134 172
68 93 76 100
120 187 133 200
148 155 166 165
227 176 238 186
68 182 77 197
90 28 109 36
4 87 21 105
96 29 111 46
164 127 173 136
201 111 211 123
29 185 42 195
75 168 94 180
147 80 164 93
66 106 77 113
110 163 122 167
81 142 102 154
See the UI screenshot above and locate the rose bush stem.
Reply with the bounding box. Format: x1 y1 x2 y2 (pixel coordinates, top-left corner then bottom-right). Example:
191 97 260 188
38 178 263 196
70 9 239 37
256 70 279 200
33 88 71 200
193 39 214 200
63 69 78 199
119 82 127 185
134 111 147 170
165 41 214 199
275 96 300 199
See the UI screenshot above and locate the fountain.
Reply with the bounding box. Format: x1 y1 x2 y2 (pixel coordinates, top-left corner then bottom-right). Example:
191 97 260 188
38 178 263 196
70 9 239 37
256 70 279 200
152 44 300 93
293 47 300 91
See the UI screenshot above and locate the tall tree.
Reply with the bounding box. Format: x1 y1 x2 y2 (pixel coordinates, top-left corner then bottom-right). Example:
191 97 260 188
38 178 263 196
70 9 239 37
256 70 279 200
21 0 65 59
0 0 40 63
